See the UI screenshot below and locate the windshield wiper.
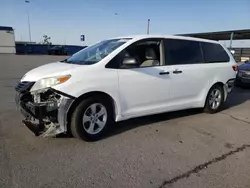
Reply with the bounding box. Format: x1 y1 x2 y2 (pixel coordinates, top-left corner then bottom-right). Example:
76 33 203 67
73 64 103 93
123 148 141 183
60 59 69 63
60 59 97 65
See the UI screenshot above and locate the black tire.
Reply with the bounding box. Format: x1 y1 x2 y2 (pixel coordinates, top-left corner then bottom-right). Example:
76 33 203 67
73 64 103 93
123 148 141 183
70 97 113 141
204 84 224 114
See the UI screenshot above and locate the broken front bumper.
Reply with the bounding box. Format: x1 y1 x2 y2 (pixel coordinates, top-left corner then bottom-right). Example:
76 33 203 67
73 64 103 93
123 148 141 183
15 85 75 137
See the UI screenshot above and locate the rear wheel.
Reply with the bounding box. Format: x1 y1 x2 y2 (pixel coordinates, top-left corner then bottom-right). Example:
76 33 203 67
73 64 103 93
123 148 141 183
204 85 224 113
70 97 113 141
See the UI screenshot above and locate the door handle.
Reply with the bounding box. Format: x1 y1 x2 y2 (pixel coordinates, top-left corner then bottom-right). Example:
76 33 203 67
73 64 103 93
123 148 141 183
159 71 170 75
173 70 182 74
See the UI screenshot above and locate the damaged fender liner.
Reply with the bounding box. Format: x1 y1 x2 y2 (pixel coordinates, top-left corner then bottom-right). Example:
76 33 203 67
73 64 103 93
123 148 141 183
16 88 75 137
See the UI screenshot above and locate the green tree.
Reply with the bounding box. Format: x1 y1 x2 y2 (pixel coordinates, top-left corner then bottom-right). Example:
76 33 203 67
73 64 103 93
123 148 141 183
42 35 52 45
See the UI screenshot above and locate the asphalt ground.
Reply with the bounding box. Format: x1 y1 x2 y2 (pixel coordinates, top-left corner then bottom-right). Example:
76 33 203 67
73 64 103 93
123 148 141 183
0 54 250 188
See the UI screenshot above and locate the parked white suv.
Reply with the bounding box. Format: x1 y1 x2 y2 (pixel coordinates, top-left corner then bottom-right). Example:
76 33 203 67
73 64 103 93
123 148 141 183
15 35 237 141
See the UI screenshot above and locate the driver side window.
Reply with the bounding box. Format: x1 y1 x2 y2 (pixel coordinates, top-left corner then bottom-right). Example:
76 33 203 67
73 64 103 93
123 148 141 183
106 39 162 69
122 39 161 68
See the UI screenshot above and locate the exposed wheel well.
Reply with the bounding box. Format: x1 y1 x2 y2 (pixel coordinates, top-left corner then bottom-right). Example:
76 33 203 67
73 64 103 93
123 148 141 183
66 91 117 134
212 82 224 89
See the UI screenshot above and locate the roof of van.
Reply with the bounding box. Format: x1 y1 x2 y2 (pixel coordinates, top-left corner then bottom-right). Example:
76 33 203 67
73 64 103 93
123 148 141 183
110 35 219 44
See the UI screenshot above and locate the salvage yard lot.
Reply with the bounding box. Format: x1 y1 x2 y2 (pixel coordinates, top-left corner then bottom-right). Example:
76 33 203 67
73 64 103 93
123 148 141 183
1 54 250 188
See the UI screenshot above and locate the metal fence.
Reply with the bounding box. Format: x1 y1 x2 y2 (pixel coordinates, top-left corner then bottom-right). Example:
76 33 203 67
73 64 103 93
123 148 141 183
232 48 250 62
15 43 87 55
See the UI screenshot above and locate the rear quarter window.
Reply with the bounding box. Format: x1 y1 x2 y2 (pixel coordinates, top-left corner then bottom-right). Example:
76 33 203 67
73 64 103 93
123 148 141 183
201 42 230 63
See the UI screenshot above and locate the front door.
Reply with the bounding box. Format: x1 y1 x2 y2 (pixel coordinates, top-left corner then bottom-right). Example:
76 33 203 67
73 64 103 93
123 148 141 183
117 39 171 119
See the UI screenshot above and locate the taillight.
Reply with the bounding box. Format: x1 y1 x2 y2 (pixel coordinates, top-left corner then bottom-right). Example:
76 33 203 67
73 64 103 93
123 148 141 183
232 65 238 71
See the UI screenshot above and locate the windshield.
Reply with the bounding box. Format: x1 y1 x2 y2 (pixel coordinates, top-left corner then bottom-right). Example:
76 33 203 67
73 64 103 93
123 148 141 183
66 38 131 65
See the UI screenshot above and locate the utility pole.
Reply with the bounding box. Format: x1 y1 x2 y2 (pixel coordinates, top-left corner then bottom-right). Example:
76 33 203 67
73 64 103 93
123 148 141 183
229 32 234 49
25 0 32 44
147 19 150 34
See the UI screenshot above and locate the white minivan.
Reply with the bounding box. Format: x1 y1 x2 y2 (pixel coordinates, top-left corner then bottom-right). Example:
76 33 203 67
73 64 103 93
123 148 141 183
15 35 237 141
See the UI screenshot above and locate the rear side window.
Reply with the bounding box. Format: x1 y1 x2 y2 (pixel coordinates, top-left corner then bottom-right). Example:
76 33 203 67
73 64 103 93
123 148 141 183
201 42 230 63
164 39 203 65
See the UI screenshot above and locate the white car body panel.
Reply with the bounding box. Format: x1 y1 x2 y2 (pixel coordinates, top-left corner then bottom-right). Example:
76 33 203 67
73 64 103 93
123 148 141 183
21 62 80 82
164 64 211 107
117 66 171 119
21 35 237 122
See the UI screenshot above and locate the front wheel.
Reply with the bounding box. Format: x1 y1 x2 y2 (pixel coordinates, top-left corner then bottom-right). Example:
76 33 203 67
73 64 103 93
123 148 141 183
70 97 113 141
204 85 224 113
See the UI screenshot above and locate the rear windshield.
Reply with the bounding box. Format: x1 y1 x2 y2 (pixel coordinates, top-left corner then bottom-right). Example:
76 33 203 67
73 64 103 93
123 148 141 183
65 38 131 65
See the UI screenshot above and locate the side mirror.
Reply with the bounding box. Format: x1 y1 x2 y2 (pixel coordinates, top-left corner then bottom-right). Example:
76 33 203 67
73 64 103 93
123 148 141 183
230 50 235 55
122 57 138 67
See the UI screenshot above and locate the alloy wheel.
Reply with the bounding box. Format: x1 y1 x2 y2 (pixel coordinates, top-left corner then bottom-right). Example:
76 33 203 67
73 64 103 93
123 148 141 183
82 103 108 135
209 88 222 110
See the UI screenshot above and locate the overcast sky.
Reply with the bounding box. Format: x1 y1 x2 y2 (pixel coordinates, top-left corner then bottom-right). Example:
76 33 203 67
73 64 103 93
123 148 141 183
1 0 250 47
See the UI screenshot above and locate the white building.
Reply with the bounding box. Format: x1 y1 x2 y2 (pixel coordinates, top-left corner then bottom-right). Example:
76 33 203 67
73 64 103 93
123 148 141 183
0 26 16 53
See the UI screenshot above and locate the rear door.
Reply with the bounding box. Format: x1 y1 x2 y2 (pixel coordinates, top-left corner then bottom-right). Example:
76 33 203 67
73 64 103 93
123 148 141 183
163 39 211 107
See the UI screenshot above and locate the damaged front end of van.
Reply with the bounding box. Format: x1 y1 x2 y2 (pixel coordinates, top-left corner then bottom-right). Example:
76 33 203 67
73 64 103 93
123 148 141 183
15 75 75 137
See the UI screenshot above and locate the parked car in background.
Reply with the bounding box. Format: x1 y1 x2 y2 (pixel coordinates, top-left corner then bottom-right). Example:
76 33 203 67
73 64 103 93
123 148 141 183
15 35 237 141
48 46 68 55
235 60 250 87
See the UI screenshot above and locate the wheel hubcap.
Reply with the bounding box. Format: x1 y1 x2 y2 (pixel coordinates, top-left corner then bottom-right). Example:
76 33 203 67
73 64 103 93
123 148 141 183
82 103 107 135
209 88 222 110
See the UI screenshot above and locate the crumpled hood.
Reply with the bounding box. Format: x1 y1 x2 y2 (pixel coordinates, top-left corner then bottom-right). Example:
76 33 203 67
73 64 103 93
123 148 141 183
21 62 81 82
239 63 250 71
